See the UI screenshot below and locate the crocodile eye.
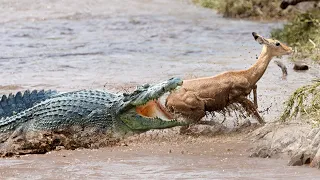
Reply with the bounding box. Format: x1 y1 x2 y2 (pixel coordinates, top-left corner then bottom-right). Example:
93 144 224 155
276 42 280 46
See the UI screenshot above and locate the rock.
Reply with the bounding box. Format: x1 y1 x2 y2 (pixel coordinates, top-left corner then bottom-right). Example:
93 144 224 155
310 130 320 148
302 150 315 164
307 128 320 140
280 1 290 9
239 119 251 128
250 122 320 167
280 0 320 9
251 121 320 169
288 153 303 166
289 149 315 166
293 64 309 71
250 146 272 158
55 146 65 151
310 148 320 168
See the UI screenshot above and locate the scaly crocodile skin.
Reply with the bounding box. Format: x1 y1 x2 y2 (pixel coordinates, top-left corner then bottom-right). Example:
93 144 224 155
0 78 184 143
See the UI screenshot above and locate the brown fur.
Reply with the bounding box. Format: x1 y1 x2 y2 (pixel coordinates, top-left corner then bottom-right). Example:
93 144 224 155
166 32 293 124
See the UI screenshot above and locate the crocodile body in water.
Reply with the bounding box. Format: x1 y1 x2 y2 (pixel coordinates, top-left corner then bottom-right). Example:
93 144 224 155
0 78 184 156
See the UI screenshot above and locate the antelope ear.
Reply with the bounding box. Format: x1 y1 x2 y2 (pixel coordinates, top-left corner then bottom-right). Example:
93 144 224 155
256 37 266 45
252 32 268 45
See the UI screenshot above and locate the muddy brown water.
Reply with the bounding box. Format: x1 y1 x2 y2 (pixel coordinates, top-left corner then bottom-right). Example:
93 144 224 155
0 0 320 179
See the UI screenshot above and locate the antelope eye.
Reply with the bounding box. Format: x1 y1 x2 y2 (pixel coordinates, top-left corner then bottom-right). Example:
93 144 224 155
276 42 280 46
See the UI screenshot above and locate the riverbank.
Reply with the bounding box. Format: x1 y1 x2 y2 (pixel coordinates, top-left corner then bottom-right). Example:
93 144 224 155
250 122 320 168
250 80 320 169
1 126 320 179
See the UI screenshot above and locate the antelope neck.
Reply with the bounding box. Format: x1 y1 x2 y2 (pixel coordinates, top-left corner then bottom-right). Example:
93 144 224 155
245 46 273 86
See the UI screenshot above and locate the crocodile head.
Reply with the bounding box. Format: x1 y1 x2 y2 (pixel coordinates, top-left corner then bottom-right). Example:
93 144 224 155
118 77 186 132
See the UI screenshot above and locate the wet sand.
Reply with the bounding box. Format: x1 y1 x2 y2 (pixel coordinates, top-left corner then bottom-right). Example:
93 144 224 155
0 0 320 179
1 133 319 179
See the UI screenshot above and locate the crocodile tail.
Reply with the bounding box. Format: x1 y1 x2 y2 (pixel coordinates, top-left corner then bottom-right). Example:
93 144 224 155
0 90 58 118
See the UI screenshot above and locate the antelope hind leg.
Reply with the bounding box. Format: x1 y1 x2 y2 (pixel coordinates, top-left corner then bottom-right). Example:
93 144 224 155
239 97 265 124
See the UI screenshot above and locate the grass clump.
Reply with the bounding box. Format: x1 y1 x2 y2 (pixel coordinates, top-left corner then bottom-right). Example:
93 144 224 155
271 9 320 61
280 79 320 124
193 0 297 20
193 0 225 10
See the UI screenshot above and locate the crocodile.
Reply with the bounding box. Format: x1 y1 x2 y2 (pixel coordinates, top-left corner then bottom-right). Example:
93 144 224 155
0 77 185 155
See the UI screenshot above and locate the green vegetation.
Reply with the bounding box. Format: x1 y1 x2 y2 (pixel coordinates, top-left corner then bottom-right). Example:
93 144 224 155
193 0 297 20
280 79 320 124
275 10 320 123
193 0 224 10
271 10 320 61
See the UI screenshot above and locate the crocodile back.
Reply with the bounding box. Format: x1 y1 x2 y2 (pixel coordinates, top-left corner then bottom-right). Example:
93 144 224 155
0 90 119 133
0 90 58 118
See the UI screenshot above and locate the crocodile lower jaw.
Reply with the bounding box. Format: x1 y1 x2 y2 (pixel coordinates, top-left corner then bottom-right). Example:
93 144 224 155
135 100 173 121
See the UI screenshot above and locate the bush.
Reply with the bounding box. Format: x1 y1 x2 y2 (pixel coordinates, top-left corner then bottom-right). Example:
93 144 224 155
193 0 297 20
271 10 320 61
280 80 320 124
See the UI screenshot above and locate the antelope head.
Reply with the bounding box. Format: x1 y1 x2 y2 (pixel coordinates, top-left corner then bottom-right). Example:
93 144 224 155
252 32 293 56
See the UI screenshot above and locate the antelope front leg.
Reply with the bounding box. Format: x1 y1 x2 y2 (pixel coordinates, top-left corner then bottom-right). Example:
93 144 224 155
253 84 258 108
238 96 265 124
